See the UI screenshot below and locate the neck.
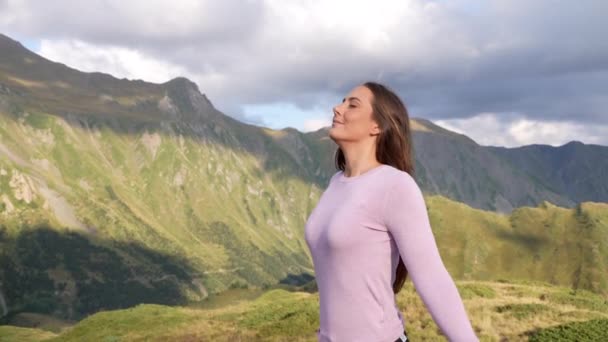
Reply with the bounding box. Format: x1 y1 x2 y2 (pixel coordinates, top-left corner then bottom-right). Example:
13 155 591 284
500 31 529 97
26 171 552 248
339 141 382 177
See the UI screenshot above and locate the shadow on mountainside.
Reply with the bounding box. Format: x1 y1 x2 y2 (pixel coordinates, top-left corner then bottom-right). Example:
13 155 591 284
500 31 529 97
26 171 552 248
0 224 203 322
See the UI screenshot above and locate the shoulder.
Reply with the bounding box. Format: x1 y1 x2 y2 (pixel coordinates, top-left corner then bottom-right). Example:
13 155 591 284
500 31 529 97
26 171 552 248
380 166 424 205
327 170 342 186
381 165 418 189
331 170 342 181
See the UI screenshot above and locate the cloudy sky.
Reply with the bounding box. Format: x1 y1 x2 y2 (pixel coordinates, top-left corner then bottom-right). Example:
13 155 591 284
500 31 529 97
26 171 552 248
1 0 607 147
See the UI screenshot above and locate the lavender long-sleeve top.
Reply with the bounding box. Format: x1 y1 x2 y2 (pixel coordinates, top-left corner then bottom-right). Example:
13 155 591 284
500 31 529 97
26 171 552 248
304 164 479 342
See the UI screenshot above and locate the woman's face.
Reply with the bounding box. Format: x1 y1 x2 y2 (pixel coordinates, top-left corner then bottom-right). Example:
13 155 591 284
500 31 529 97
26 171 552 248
329 85 380 143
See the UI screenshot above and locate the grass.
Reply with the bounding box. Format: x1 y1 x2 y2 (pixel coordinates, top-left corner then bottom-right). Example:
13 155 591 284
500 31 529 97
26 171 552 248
527 319 608 341
495 303 551 320
546 288 608 312
0 325 57 342
2 280 607 341
457 283 497 299
45 304 200 342
239 290 319 337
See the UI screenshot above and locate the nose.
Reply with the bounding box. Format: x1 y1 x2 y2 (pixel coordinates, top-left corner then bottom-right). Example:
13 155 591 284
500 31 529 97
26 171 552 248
332 104 342 118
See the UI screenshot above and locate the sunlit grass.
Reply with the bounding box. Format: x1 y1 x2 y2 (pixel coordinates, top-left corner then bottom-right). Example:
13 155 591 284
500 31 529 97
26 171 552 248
3 280 606 342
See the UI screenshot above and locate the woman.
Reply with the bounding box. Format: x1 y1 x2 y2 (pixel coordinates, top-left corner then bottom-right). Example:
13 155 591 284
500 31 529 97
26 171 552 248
304 82 479 342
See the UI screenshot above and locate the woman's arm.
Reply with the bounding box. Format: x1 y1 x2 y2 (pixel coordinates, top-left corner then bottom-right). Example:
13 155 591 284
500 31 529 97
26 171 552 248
383 173 479 342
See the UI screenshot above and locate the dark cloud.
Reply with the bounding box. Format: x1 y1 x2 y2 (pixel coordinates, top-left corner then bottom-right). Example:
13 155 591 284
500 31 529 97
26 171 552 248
397 69 608 124
1 1 264 48
1 0 606 128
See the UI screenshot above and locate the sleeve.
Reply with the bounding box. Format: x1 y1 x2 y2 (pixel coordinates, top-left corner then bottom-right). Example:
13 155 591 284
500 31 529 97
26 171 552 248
383 173 479 342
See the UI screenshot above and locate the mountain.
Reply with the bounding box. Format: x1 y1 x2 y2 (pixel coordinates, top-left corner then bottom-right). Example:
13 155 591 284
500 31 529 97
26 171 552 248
303 119 608 213
0 34 325 319
488 141 608 206
0 33 607 321
2 33 607 213
410 119 570 213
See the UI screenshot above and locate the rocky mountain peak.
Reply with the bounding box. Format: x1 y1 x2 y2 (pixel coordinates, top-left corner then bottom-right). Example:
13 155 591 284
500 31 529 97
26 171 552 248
161 77 216 123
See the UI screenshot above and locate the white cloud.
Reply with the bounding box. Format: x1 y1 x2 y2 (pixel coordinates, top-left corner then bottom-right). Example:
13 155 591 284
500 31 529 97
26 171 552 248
507 119 608 147
436 113 608 147
303 118 331 132
38 39 187 83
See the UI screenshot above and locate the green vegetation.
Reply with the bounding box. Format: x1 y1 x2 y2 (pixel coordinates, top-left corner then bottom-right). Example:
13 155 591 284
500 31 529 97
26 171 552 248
0 100 320 318
0 226 196 320
1 118 608 320
0 325 57 342
1 280 607 341
426 196 608 297
528 319 608 341
45 304 199 342
546 288 608 312
495 303 551 320
457 283 497 299
239 290 319 337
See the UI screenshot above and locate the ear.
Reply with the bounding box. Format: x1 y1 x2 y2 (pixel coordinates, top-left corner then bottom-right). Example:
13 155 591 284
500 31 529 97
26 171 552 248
370 121 381 136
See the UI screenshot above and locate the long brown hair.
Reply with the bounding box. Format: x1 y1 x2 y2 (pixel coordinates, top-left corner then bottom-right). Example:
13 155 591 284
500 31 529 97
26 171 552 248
334 81 415 294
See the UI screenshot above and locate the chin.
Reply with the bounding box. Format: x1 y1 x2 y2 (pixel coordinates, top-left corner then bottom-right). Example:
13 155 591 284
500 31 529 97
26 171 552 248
328 127 338 136
328 130 343 143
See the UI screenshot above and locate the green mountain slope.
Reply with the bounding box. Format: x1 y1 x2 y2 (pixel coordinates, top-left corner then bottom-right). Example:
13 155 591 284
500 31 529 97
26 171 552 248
0 34 324 319
426 197 608 294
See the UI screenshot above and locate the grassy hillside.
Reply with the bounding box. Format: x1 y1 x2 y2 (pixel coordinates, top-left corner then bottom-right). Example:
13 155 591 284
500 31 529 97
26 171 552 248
0 105 322 319
1 280 607 341
426 197 608 295
1 106 607 320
